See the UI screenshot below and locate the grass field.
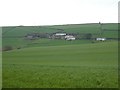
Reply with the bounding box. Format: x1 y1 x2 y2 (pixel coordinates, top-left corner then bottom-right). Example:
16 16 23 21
2 23 118 48
2 23 118 88
3 41 118 88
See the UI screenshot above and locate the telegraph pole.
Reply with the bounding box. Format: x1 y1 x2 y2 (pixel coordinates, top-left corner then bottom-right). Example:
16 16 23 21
99 22 103 37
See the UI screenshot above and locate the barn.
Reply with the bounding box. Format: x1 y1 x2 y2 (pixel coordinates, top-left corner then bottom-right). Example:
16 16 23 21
96 38 106 41
65 35 76 40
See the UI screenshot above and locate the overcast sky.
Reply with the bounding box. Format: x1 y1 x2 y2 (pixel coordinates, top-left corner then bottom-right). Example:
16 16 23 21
0 0 119 26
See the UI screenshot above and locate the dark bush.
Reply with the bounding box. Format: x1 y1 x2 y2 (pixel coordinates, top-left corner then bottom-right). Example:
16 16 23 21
17 47 21 49
84 33 93 40
3 46 13 51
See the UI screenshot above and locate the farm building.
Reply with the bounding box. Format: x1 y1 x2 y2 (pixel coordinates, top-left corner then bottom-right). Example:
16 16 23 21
25 35 35 40
96 38 106 41
65 35 76 40
25 33 40 40
51 33 76 40
55 33 66 36
51 33 67 39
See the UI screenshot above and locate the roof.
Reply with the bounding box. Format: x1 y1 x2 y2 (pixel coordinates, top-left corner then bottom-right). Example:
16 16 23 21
55 33 66 36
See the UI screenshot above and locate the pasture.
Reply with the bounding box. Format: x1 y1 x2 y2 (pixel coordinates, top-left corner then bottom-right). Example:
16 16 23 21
2 23 118 88
2 41 118 88
2 23 118 49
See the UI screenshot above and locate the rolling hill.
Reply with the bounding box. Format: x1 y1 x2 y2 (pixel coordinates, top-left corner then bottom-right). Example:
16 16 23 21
2 23 118 88
2 23 118 49
3 41 118 88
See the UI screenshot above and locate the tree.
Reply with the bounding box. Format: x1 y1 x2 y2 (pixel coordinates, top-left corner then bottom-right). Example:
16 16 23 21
85 33 92 40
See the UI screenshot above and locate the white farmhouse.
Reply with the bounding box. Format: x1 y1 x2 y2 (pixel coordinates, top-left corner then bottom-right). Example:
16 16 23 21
65 35 75 40
55 33 66 36
96 38 106 41
51 33 67 39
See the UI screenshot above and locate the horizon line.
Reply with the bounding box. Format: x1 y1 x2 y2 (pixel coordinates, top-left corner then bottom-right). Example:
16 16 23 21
1 22 118 27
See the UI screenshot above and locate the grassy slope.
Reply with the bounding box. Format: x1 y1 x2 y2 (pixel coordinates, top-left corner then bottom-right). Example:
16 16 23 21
2 23 118 88
2 23 118 48
2 23 118 37
3 41 118 88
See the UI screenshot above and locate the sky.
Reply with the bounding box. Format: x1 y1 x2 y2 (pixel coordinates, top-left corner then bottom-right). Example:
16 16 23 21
0 0 119 26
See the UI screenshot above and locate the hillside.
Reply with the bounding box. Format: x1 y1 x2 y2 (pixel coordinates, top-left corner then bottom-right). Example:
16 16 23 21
2 23 118 49
2 23 118 88
3 41 118 88
2 23 118 37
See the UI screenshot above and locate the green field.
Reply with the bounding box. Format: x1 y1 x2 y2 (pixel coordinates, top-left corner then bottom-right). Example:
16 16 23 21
2 23 118 88
2 23 118 49
3 41 118 88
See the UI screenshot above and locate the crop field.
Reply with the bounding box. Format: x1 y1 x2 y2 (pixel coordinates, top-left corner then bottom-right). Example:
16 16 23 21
2 23 118 88
2 41 118 88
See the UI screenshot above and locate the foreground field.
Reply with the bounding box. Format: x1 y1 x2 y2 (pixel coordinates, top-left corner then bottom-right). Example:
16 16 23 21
2 41 118 88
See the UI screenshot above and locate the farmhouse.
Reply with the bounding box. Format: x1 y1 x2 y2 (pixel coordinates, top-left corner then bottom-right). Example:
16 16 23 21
52 33 67 39
25 33 40 40
55 33 66 36
25 35 34 40
65 35 76 40
96 38 106 41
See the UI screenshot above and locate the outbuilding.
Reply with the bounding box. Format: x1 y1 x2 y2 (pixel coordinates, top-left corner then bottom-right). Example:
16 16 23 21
65 35 76 40
96 38 106 41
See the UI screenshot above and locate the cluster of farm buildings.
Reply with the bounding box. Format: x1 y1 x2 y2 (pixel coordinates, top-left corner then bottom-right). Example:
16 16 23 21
51 33 75 40
25 32 106 41
25 32 76 40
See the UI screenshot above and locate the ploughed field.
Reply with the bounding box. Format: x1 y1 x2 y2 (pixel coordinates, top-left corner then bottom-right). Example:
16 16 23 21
3 41 118 88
